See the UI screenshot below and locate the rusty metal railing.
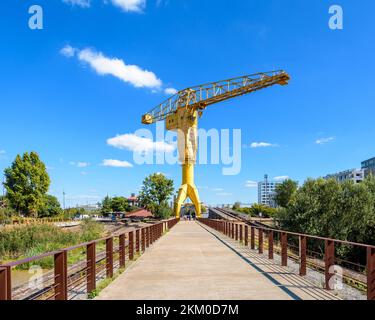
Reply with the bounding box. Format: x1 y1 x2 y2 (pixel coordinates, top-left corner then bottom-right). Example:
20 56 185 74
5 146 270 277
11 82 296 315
198 218 375 300
0 218 179 300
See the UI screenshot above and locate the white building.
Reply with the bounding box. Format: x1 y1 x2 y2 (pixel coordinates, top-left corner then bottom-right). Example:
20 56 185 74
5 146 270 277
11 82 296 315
324 168 365 184
258 175 282 207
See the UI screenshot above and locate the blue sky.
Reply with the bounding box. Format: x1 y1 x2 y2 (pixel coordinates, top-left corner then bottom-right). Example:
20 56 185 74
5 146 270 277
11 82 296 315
0 0 374 207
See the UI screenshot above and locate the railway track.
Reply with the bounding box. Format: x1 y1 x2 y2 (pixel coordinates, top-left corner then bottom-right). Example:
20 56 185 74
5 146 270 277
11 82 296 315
212 207 272 229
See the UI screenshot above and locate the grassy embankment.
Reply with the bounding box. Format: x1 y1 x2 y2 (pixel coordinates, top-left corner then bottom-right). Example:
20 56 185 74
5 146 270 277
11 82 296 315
0 219 104 270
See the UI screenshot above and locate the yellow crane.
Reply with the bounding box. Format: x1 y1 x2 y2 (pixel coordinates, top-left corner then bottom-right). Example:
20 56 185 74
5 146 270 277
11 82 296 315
142 70 290 218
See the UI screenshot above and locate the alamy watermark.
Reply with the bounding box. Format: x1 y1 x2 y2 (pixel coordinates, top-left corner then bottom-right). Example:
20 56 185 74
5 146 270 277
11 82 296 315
28 5 43 30
329 5 344 30
130 122 242 176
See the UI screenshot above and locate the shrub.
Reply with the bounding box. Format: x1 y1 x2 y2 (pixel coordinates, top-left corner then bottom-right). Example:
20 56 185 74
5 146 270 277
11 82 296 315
0 220 105 267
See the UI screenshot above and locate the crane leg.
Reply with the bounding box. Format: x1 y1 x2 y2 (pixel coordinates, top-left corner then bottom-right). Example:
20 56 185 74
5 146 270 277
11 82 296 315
187 184 201 218
175 184 201 218
175 184 188 219
175 164 202 219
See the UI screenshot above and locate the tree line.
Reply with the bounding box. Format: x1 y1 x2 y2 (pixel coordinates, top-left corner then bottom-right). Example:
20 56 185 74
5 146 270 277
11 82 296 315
1 152 176 221
275 177 375 247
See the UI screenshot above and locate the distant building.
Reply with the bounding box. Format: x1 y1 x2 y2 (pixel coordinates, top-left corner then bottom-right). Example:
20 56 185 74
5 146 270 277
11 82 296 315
258 175 282 207
361 157 375 177
126 208 153 219
324 169 365 184
127 193 139 207
77 204 99 212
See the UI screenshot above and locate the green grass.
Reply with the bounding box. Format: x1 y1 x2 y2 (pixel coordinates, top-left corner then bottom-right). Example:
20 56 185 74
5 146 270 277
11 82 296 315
0 219 104 269
88 267 126 299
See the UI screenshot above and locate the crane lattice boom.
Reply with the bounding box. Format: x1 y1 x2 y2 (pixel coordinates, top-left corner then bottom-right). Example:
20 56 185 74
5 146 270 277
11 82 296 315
142 70 290 124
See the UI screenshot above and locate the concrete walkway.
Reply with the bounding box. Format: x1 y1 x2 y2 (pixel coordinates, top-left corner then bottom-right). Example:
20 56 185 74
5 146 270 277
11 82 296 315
97 221 338 300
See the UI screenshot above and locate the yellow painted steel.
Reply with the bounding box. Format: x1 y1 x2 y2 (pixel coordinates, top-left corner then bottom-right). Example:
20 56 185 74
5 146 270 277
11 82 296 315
141 71 290 218
170 108 201 218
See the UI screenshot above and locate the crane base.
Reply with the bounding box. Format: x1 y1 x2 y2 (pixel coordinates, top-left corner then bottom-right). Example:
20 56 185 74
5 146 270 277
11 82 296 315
175 183 201 219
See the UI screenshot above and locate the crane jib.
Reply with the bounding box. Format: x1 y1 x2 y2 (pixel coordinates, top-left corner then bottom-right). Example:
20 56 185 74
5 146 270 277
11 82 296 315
141 70 290 125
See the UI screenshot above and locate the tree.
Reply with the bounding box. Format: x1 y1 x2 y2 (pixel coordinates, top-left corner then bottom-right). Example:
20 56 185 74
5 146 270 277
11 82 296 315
249 204 278 218
100 196 130 213
4 152 50 217
138 173 174 218
110 196 129 212
201 205 207 214
274 179 298 208
277 177 375 264
101 196 112 214
38 195 63 218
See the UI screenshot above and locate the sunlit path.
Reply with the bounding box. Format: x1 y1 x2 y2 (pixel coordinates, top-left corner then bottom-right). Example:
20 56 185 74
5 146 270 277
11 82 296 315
97 221 336 300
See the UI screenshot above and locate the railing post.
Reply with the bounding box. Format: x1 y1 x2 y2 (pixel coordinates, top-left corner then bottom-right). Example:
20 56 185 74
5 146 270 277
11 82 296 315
106 237 113 278
129 231 134 260
119 234 125 268
231 223 235 239
86 242 96 293
87 242 96 293
281 232 288 266
268 231 273 259
240 224 243 243
146 227 150 247
142 228 146 252
245 225 248 246
251 226 255 249
54 250 68 300
0 266 11 300
367 247 375 300
235 224 238 241
136 229 140 254
299 236 307 276
325 240 335 290
258 229 263 254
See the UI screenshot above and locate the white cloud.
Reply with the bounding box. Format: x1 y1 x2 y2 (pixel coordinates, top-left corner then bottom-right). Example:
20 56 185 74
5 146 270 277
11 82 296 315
61 46 178 93
250 142 278 148
274 176 289 181
212 188 224 192
164 87 178 95
0 150 5 155
63 0 91 8
111 0 146 13
107 134 175 153
77 48 162 89
75 48 162 89
245 180 257 188
60 45 76 58
316 137 335 145
0 150 6 160
102 159 134 168
70 161 90 168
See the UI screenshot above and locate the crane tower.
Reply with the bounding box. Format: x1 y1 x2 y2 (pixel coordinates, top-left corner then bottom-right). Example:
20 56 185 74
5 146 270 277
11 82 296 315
142 70 290 218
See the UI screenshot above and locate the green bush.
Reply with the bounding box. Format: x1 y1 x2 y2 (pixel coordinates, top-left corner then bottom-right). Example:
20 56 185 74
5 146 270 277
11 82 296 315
0 220 105 267
80 219 104 242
